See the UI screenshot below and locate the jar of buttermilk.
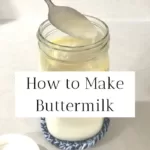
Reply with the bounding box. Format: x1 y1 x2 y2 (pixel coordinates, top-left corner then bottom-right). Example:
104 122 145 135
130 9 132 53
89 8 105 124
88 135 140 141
37 15 110 141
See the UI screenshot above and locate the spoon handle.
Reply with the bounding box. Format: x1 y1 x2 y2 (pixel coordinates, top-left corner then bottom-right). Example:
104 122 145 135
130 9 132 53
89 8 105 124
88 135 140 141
44 0 54 8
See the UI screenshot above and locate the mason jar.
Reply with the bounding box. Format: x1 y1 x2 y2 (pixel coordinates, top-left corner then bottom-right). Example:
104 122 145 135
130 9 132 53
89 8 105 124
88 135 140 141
37 15 110 141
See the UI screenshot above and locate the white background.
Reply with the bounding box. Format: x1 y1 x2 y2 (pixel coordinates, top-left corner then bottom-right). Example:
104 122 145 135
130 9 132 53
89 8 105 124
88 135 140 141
1 0 150 21
0 1 150 150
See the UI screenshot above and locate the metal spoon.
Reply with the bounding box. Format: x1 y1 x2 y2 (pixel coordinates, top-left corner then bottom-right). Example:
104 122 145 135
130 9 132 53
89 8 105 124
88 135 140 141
44 0 98 39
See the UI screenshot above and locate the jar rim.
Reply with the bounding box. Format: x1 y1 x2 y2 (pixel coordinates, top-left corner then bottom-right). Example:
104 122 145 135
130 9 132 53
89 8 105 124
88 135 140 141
37 15 109 52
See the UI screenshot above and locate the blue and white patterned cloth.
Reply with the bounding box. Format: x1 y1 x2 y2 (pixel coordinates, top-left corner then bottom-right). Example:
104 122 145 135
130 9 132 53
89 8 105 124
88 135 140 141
40 118 110 150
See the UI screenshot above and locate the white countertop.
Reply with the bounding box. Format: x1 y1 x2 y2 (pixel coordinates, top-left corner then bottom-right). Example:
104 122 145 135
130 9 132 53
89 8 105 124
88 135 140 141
0 16 150 149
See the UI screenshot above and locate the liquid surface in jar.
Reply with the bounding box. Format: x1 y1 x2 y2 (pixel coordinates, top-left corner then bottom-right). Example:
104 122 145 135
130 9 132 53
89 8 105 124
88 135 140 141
39 36 109 71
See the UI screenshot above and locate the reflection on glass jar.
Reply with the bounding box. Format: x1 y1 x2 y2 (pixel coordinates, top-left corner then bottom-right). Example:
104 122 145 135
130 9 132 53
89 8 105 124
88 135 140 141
37 15 110 72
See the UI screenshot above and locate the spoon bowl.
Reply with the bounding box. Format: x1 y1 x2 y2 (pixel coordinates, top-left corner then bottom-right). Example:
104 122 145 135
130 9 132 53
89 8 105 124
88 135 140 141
44 0 98 39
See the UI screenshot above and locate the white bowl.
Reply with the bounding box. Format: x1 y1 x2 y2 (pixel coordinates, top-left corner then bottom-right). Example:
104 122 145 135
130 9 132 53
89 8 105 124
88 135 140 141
0 134 40 150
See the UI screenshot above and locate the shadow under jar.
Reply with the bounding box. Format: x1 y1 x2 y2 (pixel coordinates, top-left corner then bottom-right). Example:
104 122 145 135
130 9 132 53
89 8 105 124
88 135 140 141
37 15 110 141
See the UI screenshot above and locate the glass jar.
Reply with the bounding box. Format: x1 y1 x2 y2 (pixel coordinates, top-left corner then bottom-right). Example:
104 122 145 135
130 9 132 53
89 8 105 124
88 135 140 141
37 15 110 141
37 15 110 72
